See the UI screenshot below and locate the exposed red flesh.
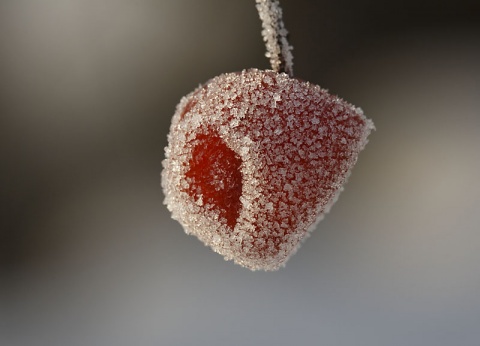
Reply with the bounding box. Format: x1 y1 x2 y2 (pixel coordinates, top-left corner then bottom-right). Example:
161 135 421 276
185 133 243 229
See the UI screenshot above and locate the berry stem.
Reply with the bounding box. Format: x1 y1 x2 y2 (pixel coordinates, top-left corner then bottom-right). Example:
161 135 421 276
255 0 294 77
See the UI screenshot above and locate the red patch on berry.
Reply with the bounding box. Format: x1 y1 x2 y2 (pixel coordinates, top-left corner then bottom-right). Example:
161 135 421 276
185 132 243 229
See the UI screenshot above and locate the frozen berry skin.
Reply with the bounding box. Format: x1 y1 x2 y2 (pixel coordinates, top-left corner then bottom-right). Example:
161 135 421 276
162 69 374 271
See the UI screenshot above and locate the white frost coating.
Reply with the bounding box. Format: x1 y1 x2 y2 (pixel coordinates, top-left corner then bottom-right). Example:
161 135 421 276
256 0 294 76
162 69 374 271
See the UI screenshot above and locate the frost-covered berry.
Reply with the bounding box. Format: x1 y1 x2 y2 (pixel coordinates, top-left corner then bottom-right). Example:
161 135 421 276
162 69 374 270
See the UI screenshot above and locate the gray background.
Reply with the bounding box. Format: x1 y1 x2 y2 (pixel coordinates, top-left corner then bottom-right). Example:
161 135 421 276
2 1 480 345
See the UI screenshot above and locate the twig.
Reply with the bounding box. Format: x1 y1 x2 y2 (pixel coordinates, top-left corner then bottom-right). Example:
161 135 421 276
255 0 294 77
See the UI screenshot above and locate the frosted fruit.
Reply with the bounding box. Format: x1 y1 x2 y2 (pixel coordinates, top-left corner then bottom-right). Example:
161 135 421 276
162 69 374 271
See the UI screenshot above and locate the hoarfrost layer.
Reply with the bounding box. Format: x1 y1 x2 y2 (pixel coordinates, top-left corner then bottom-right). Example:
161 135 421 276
162 69 374 271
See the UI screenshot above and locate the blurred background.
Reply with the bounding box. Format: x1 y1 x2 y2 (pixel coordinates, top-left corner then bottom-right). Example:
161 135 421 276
1 0 480 345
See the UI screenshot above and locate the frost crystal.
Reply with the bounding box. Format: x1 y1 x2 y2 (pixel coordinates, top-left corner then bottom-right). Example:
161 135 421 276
162 69 374 271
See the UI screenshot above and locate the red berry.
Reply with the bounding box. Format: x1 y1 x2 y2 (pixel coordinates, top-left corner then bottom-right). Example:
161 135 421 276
162 69 374 270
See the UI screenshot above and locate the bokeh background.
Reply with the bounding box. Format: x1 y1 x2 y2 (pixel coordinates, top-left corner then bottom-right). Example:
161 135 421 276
2 0 480 345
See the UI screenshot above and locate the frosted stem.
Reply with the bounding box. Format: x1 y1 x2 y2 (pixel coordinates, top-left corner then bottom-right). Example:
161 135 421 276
255 0 294 77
